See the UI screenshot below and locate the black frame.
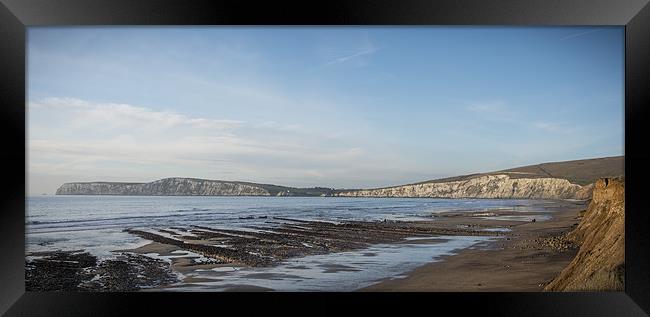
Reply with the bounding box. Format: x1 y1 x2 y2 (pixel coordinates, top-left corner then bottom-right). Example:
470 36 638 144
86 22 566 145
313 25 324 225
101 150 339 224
1 0 649 316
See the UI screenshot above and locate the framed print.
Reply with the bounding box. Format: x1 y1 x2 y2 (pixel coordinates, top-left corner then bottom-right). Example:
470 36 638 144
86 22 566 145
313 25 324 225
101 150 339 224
1 0 649 315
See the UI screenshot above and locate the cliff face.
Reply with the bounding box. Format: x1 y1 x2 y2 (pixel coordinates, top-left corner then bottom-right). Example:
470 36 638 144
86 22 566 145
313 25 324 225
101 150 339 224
56 178 271 196
54 156 621 198
336 174 593 200
545 177 625 291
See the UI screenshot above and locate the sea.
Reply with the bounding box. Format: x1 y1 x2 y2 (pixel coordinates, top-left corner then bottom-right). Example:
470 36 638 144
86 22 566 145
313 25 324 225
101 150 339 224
26 195 568 291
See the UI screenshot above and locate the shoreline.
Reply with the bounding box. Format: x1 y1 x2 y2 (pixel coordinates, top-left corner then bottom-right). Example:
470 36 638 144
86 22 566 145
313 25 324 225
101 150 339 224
361 204 584 291
40 194 591 201
25 199 587 291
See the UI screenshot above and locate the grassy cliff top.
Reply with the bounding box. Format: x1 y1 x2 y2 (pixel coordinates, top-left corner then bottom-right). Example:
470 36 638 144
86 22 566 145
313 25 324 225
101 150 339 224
411 156 624 187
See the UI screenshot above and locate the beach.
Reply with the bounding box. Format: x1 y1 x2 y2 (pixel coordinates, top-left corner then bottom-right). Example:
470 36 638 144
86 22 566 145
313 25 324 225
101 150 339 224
363 204 583 291
25 196 588 291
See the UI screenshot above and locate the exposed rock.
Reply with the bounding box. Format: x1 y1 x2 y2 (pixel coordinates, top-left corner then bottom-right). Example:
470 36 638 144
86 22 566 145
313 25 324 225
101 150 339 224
544 177 625 291
56 177 271 196
336 156 621 199
25 250 178 291
56 178 337 196
25 250 97 291
125 219 501 268
538 234 577 252
337 174 593 200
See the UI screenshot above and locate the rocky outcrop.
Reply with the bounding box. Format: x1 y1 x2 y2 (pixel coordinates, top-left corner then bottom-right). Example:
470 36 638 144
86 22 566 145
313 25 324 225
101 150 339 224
545 177 625 291
336 174 593 200
56 178 271 196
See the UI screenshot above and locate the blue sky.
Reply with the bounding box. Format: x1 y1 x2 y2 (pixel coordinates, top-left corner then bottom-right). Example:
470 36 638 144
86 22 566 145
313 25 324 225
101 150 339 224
27 27 624 194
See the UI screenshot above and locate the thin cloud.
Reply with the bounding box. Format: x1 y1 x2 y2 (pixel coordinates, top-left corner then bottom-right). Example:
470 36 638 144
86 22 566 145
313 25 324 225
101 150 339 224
257 121 305 132
464 100 520 123
324 47 380 66
31 97 243 130
466 101 577 134
28 97 405 192
533 122 577 134
559 29 602 41
466 101 507 114
534 122 562 132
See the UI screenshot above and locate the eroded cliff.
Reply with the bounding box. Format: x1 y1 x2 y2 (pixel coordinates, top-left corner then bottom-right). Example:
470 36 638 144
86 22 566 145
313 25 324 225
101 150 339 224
545 177 625 291
56 178 271 196
336 174 593 200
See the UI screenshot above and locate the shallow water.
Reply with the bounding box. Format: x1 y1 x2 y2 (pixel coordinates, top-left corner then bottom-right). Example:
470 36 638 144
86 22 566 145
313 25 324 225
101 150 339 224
163 236 494 291
26 195 570 291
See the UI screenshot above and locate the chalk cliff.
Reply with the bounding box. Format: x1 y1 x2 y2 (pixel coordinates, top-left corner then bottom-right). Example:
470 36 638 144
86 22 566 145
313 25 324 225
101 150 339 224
335 156 622 200
55 156 621 198
336 174 593 200
56 177 335 196
56 178 271 196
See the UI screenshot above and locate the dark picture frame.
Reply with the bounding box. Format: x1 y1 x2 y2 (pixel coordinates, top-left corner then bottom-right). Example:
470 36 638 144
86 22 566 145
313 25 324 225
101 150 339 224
1 0 649 315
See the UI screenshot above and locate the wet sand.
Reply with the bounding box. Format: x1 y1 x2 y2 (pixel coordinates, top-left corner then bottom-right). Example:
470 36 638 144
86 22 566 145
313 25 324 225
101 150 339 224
362 204 583 291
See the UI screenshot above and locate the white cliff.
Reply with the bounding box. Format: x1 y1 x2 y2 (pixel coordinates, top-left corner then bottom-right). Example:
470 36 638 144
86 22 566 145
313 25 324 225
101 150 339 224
336 174 593 200
56 178 271 196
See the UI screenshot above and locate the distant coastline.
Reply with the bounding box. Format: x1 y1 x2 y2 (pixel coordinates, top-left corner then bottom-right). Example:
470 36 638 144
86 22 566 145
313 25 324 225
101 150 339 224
56 156 623 200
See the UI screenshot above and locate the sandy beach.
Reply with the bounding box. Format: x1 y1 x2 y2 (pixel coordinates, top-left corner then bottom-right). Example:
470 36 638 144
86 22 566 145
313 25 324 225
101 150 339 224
362 203 584 291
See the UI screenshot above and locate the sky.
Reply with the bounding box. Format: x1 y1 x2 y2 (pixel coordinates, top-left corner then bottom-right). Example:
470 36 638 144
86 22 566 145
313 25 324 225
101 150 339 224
27 27 624 195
